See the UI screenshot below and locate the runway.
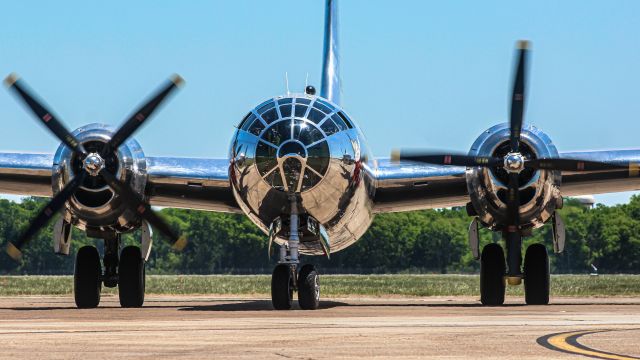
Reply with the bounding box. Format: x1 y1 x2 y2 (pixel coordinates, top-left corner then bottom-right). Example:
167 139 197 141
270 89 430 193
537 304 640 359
1 296 639 359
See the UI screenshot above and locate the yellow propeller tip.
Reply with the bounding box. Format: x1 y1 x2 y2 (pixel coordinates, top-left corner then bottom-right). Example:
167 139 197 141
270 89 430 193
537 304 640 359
172 236 188 251
6 242 22 261
3 73 19 88
517 40 531 50
171 74 185 88
390 149 401 163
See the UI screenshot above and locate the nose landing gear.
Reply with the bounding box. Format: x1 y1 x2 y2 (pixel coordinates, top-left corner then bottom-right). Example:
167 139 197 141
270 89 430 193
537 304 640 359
270 194 321 310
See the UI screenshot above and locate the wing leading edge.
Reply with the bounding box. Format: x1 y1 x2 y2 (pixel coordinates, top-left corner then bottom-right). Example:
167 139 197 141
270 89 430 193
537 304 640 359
1 149 639 215
372 149 640 213
0 152 240 213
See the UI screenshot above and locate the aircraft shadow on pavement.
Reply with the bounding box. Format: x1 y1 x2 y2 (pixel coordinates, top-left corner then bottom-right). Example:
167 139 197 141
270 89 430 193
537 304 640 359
178 299 348 311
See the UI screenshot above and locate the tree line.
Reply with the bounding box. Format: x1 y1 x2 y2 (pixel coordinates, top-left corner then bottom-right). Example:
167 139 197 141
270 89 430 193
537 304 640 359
1 196 639 274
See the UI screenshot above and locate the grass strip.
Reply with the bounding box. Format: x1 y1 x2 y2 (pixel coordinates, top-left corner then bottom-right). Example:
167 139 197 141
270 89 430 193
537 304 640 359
1 274 639 297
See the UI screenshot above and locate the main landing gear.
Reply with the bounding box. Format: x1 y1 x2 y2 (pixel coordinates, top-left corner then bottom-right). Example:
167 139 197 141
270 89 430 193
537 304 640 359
479 240 550 306
271 195 321 310
73 233 146 309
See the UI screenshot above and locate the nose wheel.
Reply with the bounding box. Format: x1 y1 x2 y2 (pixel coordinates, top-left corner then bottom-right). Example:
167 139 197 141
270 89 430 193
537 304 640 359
271 263 321 310
297 264 320 310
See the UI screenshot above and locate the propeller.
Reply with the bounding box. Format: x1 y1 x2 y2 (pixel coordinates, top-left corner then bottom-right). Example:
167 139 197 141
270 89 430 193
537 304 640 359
391 40 631 207
4 73 186 260
391 40 632 276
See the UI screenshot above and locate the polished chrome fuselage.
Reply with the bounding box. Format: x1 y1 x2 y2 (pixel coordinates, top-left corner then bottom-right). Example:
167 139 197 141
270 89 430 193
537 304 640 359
229 94 376 255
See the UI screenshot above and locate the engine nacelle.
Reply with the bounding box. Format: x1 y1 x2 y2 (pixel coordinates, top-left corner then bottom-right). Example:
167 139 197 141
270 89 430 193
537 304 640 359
466 123 561 231
52 123 148 234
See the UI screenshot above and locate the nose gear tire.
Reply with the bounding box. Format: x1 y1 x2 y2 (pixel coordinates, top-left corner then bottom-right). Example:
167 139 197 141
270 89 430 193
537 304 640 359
297 264 320 310
271 264 293 310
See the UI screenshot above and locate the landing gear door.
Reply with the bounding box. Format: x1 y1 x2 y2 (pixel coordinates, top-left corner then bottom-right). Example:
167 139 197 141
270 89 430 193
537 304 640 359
468 217 480 260
268 217 282 259
552 212 565 254
53 217 72 255
141 220 153 261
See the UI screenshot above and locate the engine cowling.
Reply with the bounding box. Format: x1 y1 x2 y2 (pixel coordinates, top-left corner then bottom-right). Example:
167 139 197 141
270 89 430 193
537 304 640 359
466 123 562 231
52 123 148 233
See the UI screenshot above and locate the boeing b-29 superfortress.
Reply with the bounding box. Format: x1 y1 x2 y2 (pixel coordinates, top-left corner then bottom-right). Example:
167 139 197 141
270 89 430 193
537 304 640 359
3 0 640 309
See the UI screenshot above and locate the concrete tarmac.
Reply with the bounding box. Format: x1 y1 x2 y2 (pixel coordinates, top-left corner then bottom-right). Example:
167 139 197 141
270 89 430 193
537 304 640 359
1 295 639 359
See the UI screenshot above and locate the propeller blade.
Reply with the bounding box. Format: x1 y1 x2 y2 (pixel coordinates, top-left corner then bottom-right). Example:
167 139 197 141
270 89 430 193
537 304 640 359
509 41 529 153
102 75 184 156
391 150 502 167
6 172 87 260
99 169 186 250
4 74 87 156
525 158 629 172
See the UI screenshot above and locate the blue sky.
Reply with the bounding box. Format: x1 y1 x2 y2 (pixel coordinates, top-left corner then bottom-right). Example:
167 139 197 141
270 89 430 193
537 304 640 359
1 1 639 205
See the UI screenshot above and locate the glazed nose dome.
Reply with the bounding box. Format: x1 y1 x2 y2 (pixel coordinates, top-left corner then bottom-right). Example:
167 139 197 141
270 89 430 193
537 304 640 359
236 95 353 193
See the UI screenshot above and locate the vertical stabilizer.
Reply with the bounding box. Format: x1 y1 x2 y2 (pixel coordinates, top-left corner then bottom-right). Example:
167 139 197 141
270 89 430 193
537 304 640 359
320 0 341 106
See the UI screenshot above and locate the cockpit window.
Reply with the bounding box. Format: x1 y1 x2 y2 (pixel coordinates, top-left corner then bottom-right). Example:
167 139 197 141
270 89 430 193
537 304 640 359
313 100 333 115
247 118 265 136
256 141 278 174
262 120 291 146
239 113 255 131
293 120 324 145
337 111 353 129
307 108 326 124
238 112 252 129
258 100 275 114
296 98 312 105
279 104 292 118
331 113 348 131
294 104 308 118
262 108 278 124
306 141 330 175
320 118 339 135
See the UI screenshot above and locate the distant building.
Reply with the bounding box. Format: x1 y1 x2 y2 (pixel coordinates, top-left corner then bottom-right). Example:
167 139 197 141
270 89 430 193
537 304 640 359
567 195 596 208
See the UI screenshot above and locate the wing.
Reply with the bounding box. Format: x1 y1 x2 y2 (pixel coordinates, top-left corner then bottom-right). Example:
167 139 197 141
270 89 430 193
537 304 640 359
372 158 468 213
372 149 640 213
558 149 640 196
0 152 240 213
145 156 239 213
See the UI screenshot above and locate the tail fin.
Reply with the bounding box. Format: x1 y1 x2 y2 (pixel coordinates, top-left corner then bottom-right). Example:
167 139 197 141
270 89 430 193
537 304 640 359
320 0 342 106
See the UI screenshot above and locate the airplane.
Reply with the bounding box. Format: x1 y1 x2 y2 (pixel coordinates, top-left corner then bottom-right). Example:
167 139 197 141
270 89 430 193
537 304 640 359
2 0 640 309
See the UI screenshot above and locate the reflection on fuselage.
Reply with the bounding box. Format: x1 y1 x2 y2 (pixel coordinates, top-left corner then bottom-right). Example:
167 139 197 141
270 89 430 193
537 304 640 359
229 94 376 255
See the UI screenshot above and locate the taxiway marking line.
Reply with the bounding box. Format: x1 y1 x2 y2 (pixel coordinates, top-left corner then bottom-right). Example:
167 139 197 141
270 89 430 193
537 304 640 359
538 329 640 360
